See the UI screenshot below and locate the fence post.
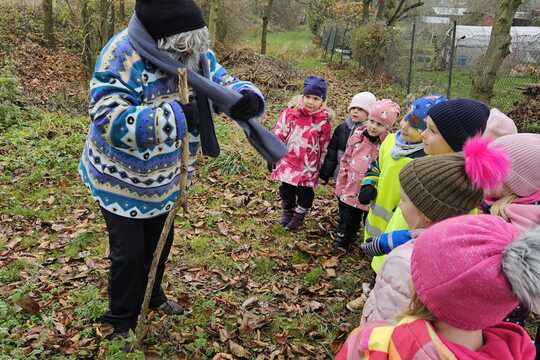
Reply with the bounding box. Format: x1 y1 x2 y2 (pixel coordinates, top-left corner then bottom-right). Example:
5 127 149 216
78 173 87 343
321 24 328 60
406 22 417 95
447 20 457 99
340 24 349 64
330 26 338 62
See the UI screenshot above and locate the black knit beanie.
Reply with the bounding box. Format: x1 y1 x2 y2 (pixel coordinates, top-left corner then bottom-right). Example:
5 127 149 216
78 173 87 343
136 0 206 40
427 99 489 152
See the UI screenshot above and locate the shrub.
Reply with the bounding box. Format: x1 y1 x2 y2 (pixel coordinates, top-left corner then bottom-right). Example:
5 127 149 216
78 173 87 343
306 0 336 35
0 65 24 131
351 22 400 76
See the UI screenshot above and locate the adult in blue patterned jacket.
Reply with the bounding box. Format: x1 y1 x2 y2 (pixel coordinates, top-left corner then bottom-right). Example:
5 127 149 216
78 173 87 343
79 0 265 337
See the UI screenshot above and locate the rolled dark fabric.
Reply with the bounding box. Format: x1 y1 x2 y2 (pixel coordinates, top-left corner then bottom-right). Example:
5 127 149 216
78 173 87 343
127 15 287 163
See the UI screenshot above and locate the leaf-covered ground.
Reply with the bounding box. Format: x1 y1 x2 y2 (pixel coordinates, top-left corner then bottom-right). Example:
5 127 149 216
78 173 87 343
0 12 407 359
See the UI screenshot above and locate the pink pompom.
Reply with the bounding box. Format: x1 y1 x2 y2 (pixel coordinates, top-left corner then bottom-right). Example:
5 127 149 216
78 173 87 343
464 135 510 190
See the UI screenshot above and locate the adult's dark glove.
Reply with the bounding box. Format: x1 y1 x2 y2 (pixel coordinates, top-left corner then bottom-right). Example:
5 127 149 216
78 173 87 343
229 91 263 121
180 102 199 132
358 184 377 205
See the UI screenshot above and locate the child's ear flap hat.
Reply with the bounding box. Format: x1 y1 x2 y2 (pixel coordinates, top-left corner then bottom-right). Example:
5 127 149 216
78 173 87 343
369 99 400 128
348 92 377 113
412 215 540 330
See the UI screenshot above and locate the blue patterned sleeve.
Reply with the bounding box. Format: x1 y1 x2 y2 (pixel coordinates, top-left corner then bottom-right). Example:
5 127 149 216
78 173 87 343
360 230 412 257
206 50 265 116
89 71 187 150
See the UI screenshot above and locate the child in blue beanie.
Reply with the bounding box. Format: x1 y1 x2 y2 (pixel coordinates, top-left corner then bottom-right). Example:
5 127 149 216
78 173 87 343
271 76 332 231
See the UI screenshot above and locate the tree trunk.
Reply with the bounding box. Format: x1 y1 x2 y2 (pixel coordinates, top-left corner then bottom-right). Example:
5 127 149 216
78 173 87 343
119 0 126 23
261 0 274 55
42 0 55 48
81 0 94 79
376 0 385 19
208 0 220 45
471 0 522 103
99 0 109 47
108 1 115 38
363 0 371 24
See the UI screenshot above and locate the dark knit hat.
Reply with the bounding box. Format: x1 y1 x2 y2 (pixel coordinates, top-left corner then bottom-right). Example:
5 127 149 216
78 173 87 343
136 0 206 40
427 99 490 152
399 137 510 222
303 76 327 100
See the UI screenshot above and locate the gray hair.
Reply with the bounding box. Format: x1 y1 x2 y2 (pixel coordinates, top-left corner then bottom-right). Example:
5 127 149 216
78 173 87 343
503 225 540 313
157 26 210 56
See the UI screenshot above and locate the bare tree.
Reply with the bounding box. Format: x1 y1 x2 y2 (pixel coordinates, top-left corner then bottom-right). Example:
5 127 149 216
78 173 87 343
260 0 274 54
471 0 522 103
42 0 55 48
363 0 372 23
208 0 220 45
386 0 424 26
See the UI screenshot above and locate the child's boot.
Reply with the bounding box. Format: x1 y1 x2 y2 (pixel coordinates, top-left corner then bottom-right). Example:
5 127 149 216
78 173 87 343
285 207 307 231
279 208 294 226
331 232 353 254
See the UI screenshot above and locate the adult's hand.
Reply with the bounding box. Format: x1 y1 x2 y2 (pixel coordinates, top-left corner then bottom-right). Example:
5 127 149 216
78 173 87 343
229 91 263 121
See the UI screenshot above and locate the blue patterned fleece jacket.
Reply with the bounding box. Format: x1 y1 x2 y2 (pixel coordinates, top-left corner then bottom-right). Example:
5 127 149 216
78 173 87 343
79 30 264 219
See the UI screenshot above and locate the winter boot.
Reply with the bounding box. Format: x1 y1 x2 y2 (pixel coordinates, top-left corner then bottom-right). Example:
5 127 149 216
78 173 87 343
331 232 354 254
285 207 307 231
279 208 294 226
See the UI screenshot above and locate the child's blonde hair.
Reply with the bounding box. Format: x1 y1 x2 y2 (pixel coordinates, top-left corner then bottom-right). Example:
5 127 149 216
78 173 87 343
401 289 436 322
489 186 518 221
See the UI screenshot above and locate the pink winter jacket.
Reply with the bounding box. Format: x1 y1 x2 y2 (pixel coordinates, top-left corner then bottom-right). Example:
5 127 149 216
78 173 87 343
271 106 332 188
361 240 414 325
335 125 385 210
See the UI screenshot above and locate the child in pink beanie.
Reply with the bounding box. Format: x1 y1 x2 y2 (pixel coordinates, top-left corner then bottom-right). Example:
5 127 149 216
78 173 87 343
332 100 400 253
336 215 539 360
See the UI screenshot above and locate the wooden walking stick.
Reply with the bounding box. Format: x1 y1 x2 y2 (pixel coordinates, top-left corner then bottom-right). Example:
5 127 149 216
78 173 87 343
136 68 191 343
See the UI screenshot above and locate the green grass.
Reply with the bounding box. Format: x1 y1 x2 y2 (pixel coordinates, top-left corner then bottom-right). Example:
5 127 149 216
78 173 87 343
411 70 535 112
244 25 324 71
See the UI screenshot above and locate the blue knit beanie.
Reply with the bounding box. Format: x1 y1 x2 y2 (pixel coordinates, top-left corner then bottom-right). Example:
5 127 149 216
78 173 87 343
427 99 489 151
405 95 447 131
303 75 327 101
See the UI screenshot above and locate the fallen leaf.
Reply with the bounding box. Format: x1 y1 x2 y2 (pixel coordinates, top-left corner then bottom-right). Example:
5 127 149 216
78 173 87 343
229 341 249 358
241 296 258 310
212 354 234 360
17 294 40 315
323 257 339 268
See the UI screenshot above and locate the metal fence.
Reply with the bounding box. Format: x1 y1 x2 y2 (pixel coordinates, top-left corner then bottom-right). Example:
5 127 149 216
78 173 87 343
320 19 540 112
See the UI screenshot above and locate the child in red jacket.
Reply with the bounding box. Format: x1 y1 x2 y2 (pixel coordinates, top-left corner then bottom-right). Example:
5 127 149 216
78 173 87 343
271 76 332 230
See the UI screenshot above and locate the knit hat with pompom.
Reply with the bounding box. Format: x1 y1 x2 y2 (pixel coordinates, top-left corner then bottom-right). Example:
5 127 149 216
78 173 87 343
399 136 510 222
412 216 540 330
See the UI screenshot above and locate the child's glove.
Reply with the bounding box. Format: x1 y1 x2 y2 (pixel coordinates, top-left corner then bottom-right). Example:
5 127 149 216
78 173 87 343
267 162 275 173
179 102 199 132
360 230 412 257
358 184 377 205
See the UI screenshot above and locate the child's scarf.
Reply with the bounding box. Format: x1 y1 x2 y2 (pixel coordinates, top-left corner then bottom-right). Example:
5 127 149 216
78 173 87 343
390 131 424 160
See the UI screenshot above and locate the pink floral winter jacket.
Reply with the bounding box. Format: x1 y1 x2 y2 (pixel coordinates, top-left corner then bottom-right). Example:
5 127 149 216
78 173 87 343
271 106 332 188
335 125 385 210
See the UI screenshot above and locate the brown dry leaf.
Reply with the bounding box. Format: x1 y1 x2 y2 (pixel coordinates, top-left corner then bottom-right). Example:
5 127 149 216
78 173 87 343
322 257 339 268
295 241 322 256
219 328 231 343
325 268 337 278
212 354 234 360
241 296 258 310
229 341 250 358
6 237 21 249
217 222 229 236
17 294 40 315
305 301 324 312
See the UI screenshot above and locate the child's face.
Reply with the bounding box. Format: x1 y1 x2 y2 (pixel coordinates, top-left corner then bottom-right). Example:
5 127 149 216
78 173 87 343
399 118 423 143
303 94 324 112
366 118 387 138
349 107 368 123
399 189 431 230
421 116 454 155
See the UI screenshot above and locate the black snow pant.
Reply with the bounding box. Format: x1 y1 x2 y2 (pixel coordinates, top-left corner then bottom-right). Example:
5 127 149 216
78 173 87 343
337 200 367 242
99 208 174 333
279 182 315 211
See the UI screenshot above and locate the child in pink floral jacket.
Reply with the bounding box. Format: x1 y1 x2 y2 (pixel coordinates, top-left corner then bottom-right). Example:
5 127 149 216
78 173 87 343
332 100 400 253
271 76 332 231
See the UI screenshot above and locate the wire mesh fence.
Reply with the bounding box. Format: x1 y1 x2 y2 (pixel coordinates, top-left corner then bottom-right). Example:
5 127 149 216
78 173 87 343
320 17 540 112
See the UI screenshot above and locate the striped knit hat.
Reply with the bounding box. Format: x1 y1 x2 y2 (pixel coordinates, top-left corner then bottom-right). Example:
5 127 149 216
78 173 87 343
399 136 510 222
